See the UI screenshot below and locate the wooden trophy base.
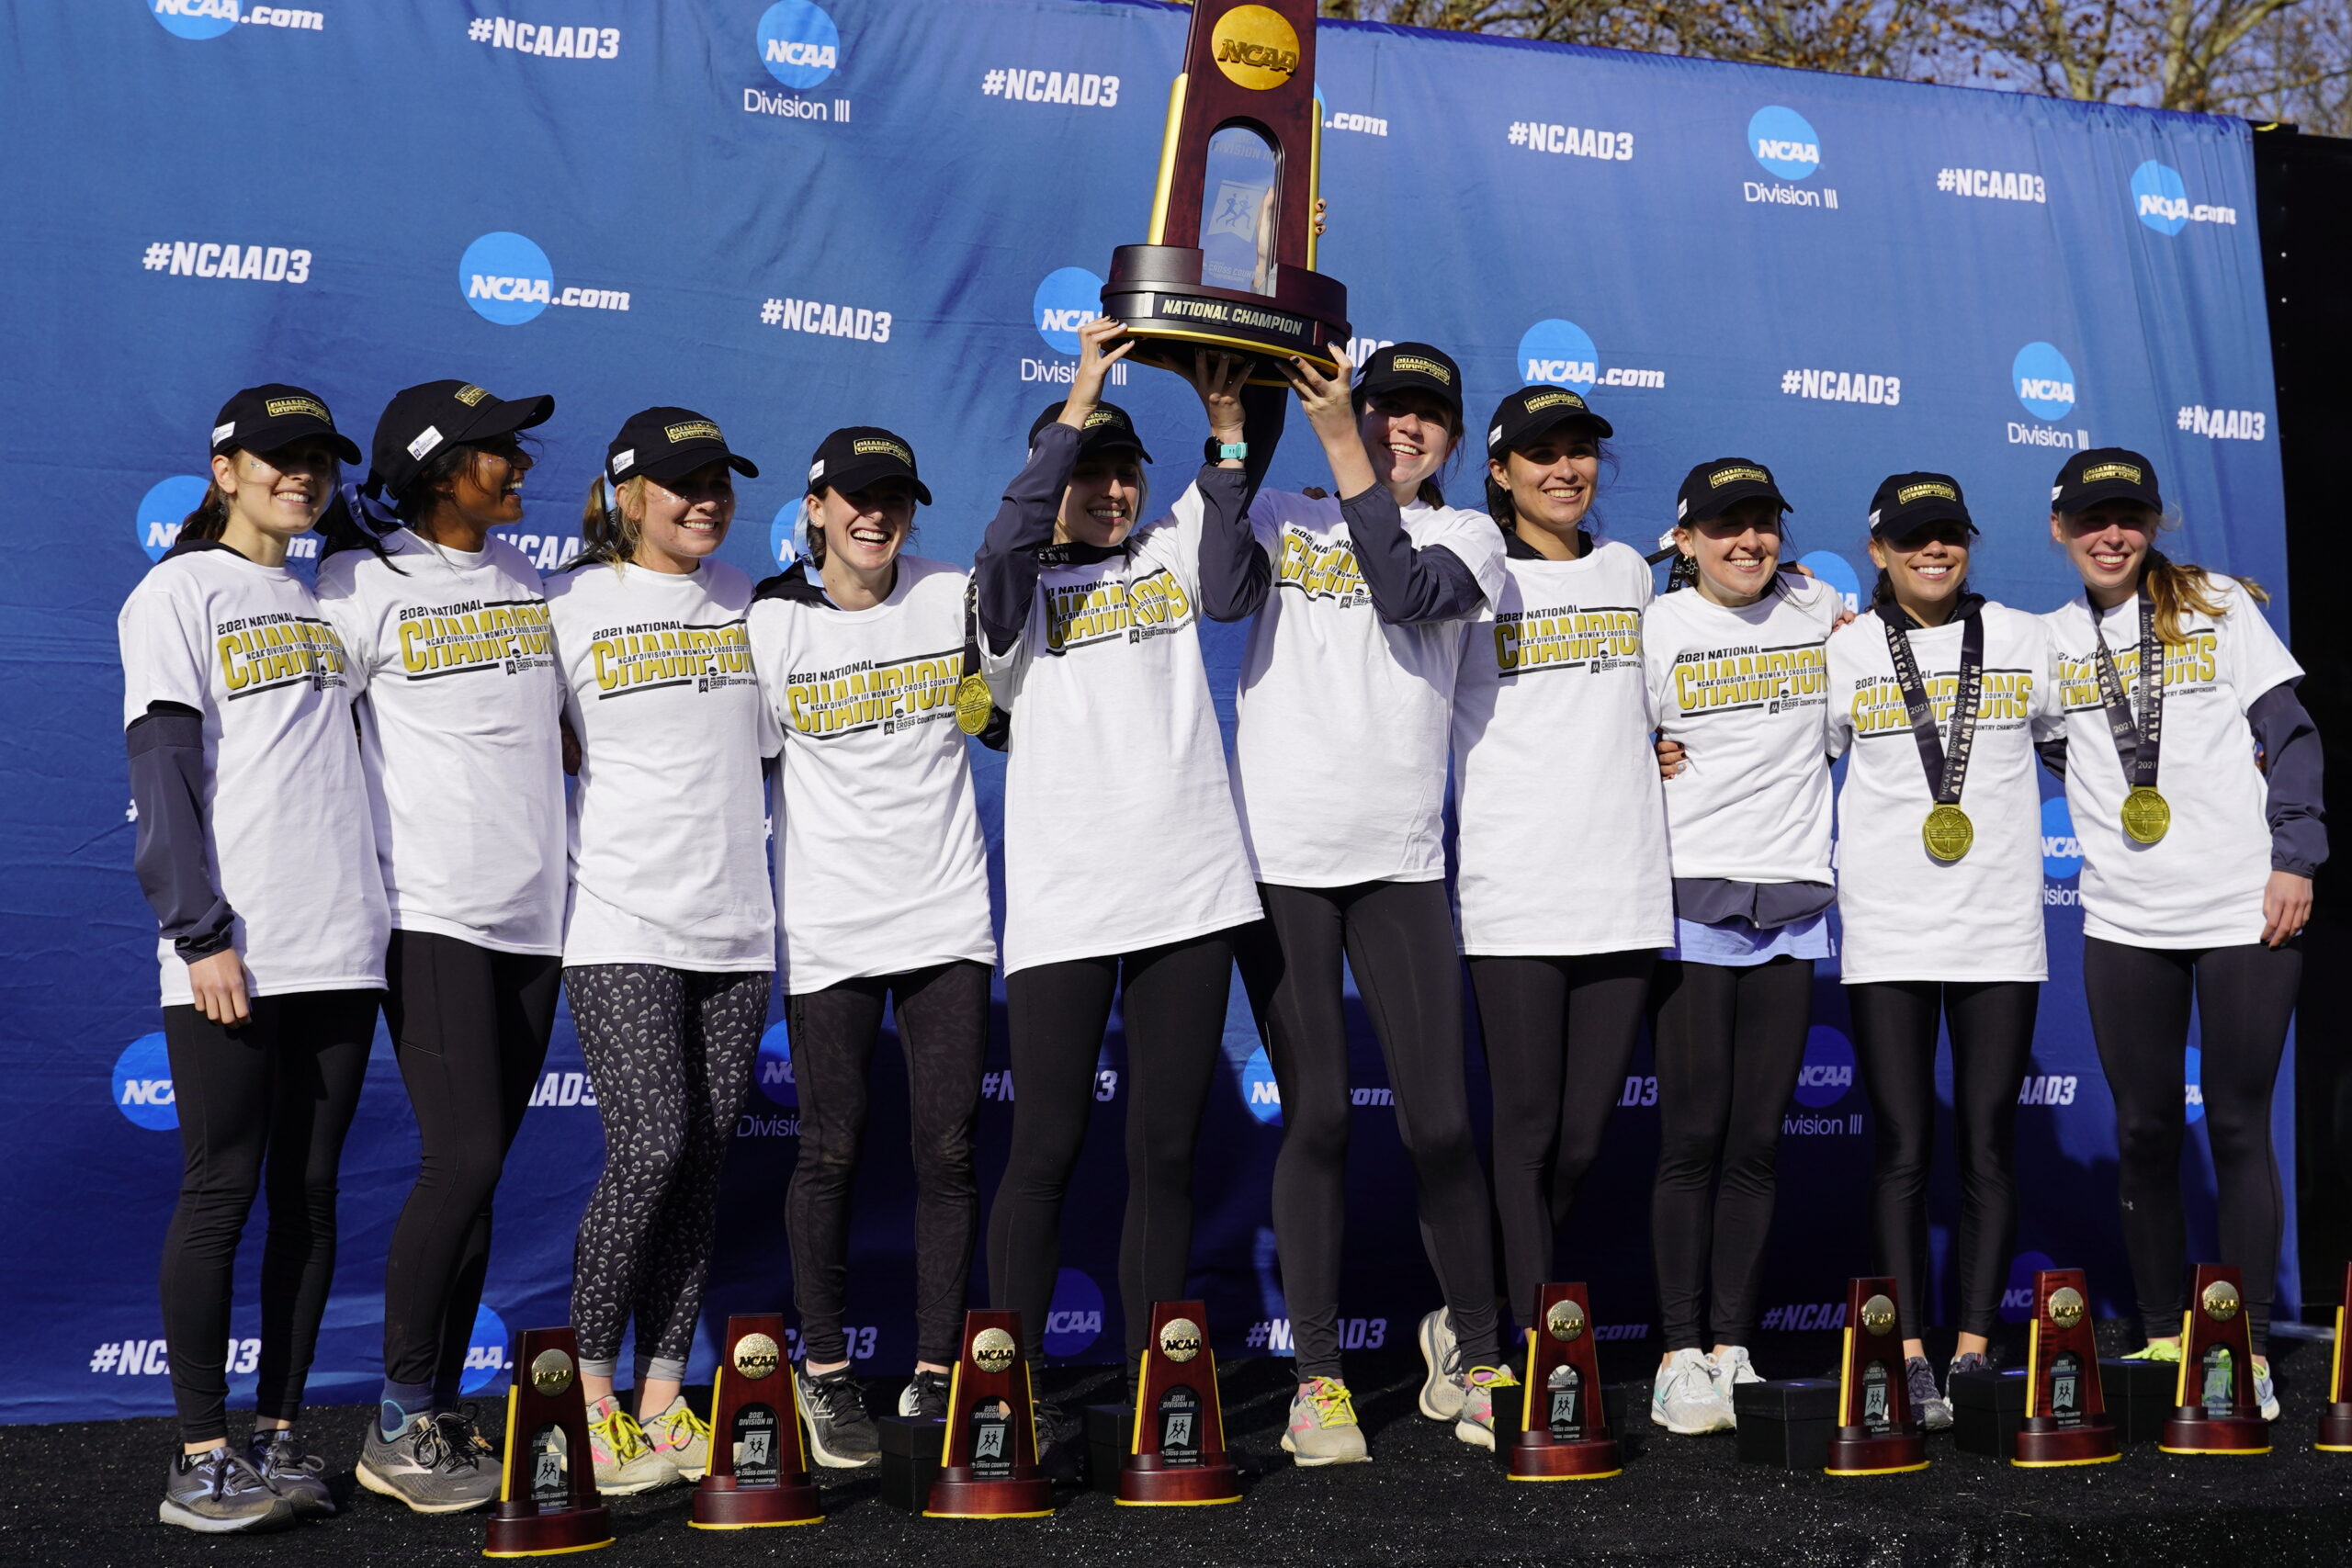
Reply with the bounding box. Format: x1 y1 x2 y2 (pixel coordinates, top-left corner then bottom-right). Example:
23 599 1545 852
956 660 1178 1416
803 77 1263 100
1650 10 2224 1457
2318 1406 2352 1452
1115 1457 1241 1506
2011 1416 2121 1467
2159 1410 2272 1455
1824 1428 1929 1476
1102 245 1349 385
687 1475 825 1529
924 1470 1054 1518
1507 1433 1623 1481
483 1499 614 1557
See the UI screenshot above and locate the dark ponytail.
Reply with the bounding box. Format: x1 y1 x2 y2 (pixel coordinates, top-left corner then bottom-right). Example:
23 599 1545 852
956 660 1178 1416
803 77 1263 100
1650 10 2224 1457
317 484 404 570
177 482 230 545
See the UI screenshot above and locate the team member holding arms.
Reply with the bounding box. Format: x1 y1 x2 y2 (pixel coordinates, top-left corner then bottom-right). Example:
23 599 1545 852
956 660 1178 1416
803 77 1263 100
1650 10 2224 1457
1644 459 1841 1437
120 387 385 1532
1452 388 1669 1346
749 427 995 1466
316 380 566 1512
548 409 779 1491
1825 474 2058 1430
2041 448 2322 1417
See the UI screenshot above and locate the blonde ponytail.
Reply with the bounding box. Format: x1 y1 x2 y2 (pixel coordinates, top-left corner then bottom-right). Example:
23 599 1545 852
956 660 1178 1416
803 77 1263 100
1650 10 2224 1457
2143 549 2267 645
578 474 649 570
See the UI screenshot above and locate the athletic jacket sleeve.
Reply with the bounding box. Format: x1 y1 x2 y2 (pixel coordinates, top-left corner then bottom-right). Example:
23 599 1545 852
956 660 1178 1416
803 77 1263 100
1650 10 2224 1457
1197 386 1285 622
2248 679 2327 876
974 423 1081 655
1338 484 1483 625
126 702 236 959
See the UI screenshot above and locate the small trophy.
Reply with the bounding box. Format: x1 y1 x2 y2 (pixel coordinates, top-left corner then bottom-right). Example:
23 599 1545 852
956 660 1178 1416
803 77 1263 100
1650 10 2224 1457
2012 1269 2120 1467
689 1314 823 1529
482 1326 614 1558
2320 1261 2352 1453
926 1310 1055 1518
1506 1284 1622 1481
2160 1263 2270 1454
1116 1302 1241 1506
1100 0 1350 384
1824 1279 1929 1476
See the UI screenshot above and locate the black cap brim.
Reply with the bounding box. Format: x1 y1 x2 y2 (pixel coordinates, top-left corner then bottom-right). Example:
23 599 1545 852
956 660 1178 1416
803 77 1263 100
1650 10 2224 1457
812 456 932 507
215 419 363 467
2057 480 2160 515
1075 429 1153 466
1686 480 1790 523
1500 408 1614 447
1358 369 1462 416
456 393 556 446
642 446 761 485
1876 500 1977 538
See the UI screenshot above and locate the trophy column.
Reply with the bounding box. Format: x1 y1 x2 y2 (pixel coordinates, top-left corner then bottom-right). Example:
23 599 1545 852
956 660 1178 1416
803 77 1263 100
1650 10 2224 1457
2012 1269 2120 1466
1117 1302 1242 1505
926 1310 1056 1518
1506 1284 1623 1481
482 1326 615 1557
689 1314 824 1529
2158 1264 2271 1455
1824 1279 1929 1476
2321 1262 2352 1453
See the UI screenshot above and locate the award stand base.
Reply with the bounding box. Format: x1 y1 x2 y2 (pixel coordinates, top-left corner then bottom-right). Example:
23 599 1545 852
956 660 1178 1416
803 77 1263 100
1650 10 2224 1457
924 1472 1054 1518
1116 1455 1242 1506
2158 1410 2272 1455
484 1499 614 1558
2319 1405 2352 1452
1506 1431 1622 1481
1102 246 1349 385
1824 1428 1929 1476
2012 1416 2121 1467
688 1474 824 1529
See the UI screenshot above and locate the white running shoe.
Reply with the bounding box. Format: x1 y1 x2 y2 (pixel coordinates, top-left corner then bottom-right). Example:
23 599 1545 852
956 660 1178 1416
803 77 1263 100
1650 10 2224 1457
1416 1309 1464 1421
1652 1348 1735 1435
1709 1344 1764 1428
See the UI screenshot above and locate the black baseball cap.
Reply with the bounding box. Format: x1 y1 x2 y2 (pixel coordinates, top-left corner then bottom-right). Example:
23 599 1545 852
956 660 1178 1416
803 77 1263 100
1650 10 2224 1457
1354 342 1462 416
1677 457 1791 525
209 384 361 466
366 379 554 499
1487 385 1613 453
806 426 931 505
1028 401 1154 464
1867 472 1975 538
2052 447 2162 515
607 407 759 486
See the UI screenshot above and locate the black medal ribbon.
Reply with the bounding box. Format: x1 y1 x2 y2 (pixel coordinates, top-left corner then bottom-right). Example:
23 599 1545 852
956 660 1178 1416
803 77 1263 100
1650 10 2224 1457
1882 608 1985 808
2086 585 2163 795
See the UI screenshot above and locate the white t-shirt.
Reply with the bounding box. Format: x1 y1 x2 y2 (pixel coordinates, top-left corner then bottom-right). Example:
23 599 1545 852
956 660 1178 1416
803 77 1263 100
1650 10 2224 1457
316 529 567 955
2043 577 2301 949
749 557 995 992
1452 539 1672 955
118 547 388 1004
1645 576 1839 885
1231 490 1508 886
981 485 1261 973
546 558 779 972
1826 604 2059 984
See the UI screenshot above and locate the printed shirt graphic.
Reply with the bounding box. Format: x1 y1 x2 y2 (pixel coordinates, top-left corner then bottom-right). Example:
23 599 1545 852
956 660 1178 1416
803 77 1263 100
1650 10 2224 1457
1825 604 2060 983
1643 576 1839 885
981 485 1260 973
2042 578 2300 948
546 558 779 971
117 549 388 1004
1233 491 1508 886
748 556 994 992
1451 541 1671 955
317 530 567 954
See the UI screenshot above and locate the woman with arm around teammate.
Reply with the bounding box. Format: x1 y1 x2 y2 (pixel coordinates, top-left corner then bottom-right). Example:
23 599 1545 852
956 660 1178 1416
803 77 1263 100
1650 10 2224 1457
547 409 780 1492
119 387 386 1532
747 427 995 1466
2041 447 2321 1418
1643 458 1840 1437
1825 473 2059 1431
1451 387 1670 1355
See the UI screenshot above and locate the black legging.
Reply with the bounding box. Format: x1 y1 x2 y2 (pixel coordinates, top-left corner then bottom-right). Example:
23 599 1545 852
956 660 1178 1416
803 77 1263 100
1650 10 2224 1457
1649 956 1814 1352
1848 979 2038 1341
786 961 988 1369
159 988 378 1444
1238 879 1501 1381
379 931 561 1401
2082 936 2299 1354
1470 951 1654 1334
987 932 1238 1365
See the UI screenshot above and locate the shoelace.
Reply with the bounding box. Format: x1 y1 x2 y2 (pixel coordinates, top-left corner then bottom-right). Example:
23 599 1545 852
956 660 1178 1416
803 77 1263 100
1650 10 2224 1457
646 1401 711 1453
804 1371 866 1426
253 1431 325 1480
907 1371 949 1411
404 1416 460 1472
430 1412 487 1472
197 1447 273 1502
1464 1365 1519 1391
1304 1379 1357 1428
588 1405 652 1463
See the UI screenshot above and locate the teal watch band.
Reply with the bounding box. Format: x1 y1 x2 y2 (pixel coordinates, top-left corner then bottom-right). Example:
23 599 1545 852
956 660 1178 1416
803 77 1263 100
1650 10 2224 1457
1216 441 1249 462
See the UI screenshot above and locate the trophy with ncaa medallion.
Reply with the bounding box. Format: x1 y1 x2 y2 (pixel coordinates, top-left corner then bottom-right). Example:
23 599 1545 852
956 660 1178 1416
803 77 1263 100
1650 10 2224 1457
1824 1280 1929 1475
2159 1264 2270 1454
926 1310 1055 1518
1507 1283 1623 1481
1116 1302 1241 1505
2012 1269 2120 1466
2318 1262 2352 1452
483 1326 614 1558
689 1314 824 1529
1099 0 1350 383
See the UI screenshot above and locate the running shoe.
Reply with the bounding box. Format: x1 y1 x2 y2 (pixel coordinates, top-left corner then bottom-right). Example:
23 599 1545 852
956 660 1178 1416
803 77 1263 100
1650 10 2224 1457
2121 1339 2182 1363
899 1370 951 1421
641 1394 711 1480
795 1365 881 1468
1652 1348 1734 1435
2254 1359 2280 1421
243 1427 334 1518
160 1446 296 1534
356 1410 496 1513
1416 1308 1464 1421
1453 1365 1521 1451
1708 1344 1765 1427
1282 1378 1369 1466
1031 1395 1080 1451
1905 1356 1953 1431
584 1394 680 1494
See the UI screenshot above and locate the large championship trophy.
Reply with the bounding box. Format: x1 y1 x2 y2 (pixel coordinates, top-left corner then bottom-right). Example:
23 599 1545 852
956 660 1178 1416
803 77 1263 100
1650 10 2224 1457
1506 1284 1623 1481
483 1327 614 1557
689 1315 823 1529
1099 0 1350 383
2159 1264 2270 1455
2320 1262 2352 1453
926 1310 1055 1518
2012 1269 2120 1467
1824 1280 1929 1476
1116 1302 1242 1505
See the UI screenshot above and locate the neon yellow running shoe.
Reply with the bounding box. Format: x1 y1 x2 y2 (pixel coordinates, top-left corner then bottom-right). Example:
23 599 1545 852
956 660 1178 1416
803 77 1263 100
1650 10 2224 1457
585 1394 679 1495
2122 1340 2182 1362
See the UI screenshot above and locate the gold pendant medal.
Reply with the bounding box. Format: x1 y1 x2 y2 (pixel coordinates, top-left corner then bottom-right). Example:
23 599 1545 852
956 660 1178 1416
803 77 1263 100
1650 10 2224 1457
955 673 994 736
1921 803 1973 863
2120 786 2171 845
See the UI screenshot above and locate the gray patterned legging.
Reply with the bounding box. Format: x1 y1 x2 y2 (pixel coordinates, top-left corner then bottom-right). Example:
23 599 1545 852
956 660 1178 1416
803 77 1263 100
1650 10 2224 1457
565 964 769 1376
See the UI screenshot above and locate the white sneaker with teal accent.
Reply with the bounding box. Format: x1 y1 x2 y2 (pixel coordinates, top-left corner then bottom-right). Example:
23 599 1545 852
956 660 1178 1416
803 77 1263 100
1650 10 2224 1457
1416 1309 1464 1421
1708 1343 1764 1429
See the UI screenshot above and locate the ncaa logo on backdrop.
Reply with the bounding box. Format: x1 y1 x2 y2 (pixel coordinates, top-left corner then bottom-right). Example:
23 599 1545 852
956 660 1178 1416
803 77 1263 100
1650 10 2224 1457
459 232 631 324
137 475 210 562
2012 342 2076 421
151 1 323 39
2041 795 2082 880
770 505 802 570
2000 1250 2058 1324
2129 160 2237 233
1518 319 1598 393
1792 1026 1855 1108
756 1021 797 1107
1748 106 1820 178
1045 1269 1104 1356
113 1033 175 1130
1034 268 1102 355
462 1304 510 1394
1796 551 1861 614
1240 1045 1282 1126
758 0 840 87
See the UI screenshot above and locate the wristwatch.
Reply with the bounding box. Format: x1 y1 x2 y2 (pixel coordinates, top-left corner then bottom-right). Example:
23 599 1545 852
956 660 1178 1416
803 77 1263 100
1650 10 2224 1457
1204 437 1249 463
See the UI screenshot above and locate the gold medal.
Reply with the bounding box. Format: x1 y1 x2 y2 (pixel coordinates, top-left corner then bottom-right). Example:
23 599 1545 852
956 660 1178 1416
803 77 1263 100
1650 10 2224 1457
1921 803 1973 863
955 672 994 736
2120 785 2170 844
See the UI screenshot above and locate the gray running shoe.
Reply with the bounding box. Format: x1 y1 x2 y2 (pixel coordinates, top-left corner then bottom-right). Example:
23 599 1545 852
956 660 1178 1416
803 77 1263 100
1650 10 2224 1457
796 1365 880 1468
356 1410 500 1513
639 1395 710 1481
1416 1309 1464 1421
160 1446 296 1534
1453 1365 1521 1451
1282 1378 1370 1466
2255 1359 2280 1421
584 1394 680 1494
246 1428 335 1517
1905 1356 1953 1431
898 1370 951 1421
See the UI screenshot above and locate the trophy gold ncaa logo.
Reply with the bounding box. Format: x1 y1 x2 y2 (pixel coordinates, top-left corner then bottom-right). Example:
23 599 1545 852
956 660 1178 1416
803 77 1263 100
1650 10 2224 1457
2048 1285 2086 1330
2202 1278 2242 1321
972 1325 1018 1373
1208 4 1299 89
530 1347 575 1396
1544 1298 1587 1343
1157 1317 1204 1363
732 1331 781 1381
1861 1294 1898 1335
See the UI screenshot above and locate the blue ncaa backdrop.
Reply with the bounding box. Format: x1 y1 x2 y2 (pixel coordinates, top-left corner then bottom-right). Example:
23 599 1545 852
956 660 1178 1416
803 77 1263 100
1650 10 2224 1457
0 0 2290 1421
